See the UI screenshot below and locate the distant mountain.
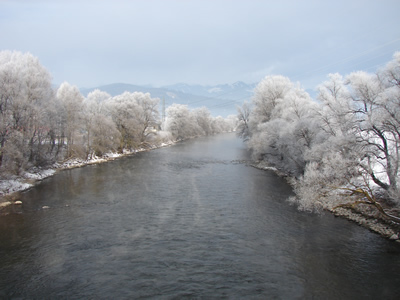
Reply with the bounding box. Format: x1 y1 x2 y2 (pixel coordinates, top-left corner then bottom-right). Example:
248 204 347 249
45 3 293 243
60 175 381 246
80 82 256 117
163 81 256 101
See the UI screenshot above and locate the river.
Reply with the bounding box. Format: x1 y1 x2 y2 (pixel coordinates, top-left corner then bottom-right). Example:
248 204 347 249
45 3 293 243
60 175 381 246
0 133 399 299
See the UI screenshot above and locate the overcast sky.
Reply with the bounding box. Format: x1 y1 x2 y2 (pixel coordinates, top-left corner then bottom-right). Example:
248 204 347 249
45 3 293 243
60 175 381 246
1 0 400 90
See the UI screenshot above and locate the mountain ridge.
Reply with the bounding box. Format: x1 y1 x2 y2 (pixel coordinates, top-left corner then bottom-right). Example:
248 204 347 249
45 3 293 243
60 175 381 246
80 82 256 117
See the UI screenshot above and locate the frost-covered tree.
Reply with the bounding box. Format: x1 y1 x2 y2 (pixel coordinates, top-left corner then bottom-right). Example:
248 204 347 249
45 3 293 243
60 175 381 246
192 107 213 136
164 104 235 140
83 90 120 157
164 104 198 140
89 113 121 157
211 116 227 133
290 73 374 211
21 54 55 164
346 67 400 202
225 114 238 132
133 92 159 144
236 101 251 140
107 92 140 150
56 82 84 158
106 92 159 150
0 51 54 173
246 75 319 176
0 51 26 170
292 53 400 214
249 75 293 130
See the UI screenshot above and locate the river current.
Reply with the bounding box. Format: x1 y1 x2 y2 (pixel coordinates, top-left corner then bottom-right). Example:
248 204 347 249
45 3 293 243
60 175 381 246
1 133 399 299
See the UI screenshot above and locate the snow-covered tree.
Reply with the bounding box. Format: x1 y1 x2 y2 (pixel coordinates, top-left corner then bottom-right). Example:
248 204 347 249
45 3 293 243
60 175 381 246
133 92 159 144
246 75 319 176
236 101 251 140
164 104 198 140
225 114 238 132
346 67 400 202
56 82 84 158
192 107 213 136
291 53 400 214
83 90 120 157
249 75 293 130
164 104 235 140
106 92 159 150
290 73 372 211
88 113 121 157
0 51 54 173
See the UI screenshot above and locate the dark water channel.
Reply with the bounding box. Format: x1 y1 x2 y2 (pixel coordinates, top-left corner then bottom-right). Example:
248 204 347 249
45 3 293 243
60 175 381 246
1 133 400 299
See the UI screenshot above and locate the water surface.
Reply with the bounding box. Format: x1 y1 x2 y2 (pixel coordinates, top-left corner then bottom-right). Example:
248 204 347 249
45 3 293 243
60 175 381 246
1 133 399 299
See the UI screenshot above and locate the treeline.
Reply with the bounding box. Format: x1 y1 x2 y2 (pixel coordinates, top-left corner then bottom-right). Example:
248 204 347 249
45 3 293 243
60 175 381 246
0 51 236 177
165 104 236 141
237 52 400 217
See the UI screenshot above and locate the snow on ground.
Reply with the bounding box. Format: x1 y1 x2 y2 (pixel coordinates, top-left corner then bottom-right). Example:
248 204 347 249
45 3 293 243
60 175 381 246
23 168 56 180
0 168 56 197
0 179 32 196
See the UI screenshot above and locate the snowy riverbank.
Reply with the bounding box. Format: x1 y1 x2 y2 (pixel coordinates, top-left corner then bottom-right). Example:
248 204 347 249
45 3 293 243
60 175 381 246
0 142 175 210
251 161 400 243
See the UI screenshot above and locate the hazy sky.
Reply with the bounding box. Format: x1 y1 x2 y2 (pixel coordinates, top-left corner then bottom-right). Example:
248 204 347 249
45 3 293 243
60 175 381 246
1 0 400 90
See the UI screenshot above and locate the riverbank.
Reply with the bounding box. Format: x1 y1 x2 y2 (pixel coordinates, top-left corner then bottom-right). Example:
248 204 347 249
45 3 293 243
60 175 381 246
331 206 400 242
0 142 175 211
251 161 400 243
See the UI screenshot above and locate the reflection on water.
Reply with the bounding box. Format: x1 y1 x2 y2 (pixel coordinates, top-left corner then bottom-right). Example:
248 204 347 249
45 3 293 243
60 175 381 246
1 133 399 299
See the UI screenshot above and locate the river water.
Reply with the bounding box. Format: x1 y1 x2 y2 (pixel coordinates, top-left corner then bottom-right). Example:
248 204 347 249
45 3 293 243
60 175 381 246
0 133 399 299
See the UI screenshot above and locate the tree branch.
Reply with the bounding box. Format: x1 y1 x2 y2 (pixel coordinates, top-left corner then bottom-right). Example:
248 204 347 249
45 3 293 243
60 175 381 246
333 187 400 223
